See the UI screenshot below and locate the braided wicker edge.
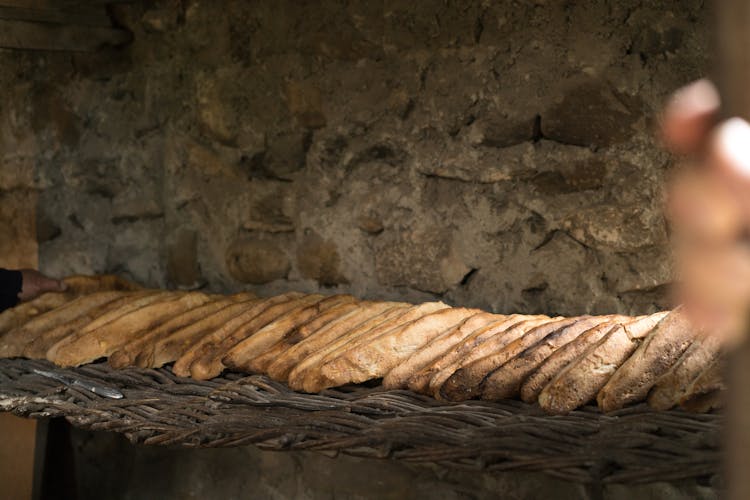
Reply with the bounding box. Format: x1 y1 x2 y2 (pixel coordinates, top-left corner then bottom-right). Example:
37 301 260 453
0 358 722 485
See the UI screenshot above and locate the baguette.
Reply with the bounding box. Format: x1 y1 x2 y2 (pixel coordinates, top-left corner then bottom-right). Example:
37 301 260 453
427 316 550 399
20 292 155 359
249 301 360 374
177 293 318 378
287 303 410 390
481 315 614 400
47 292 212 367
648 335 723 410
518 316 630 403
224 294 358 374
269 301 400 382
150 298 263 368
0 274 140 338
0 292 75 337
441 317 576 401
597 308 697 412
108 293 252 368
405 315 527 394
310 307 477 393
537 312 668 414
382 312 502 390
297 302 449 393
63 274 141 293
0 291 128 358
679 358 725 412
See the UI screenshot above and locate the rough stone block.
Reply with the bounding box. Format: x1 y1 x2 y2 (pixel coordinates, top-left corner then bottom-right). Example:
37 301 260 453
166 227 203 289
297 230 348 286
226 237 290 284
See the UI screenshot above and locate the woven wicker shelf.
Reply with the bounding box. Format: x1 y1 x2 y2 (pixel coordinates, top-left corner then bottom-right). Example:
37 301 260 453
0 358 721 484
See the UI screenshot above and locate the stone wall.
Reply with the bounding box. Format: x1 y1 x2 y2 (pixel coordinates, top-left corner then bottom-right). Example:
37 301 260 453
4 0 709 316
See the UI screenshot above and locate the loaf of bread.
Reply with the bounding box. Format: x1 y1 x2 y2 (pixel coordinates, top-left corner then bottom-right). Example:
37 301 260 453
0 275 724 415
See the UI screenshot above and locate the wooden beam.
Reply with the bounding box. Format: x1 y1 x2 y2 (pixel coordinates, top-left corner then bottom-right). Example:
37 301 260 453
715 4 750 500
0 18 131 51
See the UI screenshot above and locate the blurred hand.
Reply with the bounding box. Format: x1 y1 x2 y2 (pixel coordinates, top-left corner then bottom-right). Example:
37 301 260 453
18 269 67 302
663 79 750 345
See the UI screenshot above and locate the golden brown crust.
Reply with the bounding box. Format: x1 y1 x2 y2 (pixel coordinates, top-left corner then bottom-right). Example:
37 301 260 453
297 302 448 393
441 317 576 401
249 301 361 374
0 291 128 358
63 274 142 294
170 292 306 376
286 303 408 390
226 295 358 374
109 293 251 369
382 312 502 390
47 292 213 367
149 299 262 369
648 335 723 411
404 315 525 394
480 315 614 401
268 301 398 382
11 291 152 359
536 312 667 414
185 294 323 380
308 307 476 393
597 308 697 413
679 358 725 412
426 315 550 399
518 316 630 403
0 292 75 337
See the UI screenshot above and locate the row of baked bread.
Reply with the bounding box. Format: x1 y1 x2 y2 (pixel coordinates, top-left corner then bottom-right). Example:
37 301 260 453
0 276 725 414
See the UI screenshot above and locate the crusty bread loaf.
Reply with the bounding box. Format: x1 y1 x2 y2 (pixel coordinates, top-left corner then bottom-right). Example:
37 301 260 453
287 303 410 390
47 292 212 367
0 292 74 337
109 293 252 369
427 316 550 399
679 358 725 413
648 335 723 410
170 293 308 377
597 308 697 412
23 290 154 359
63 274 141 294
519 317 629 403
222 294 357 375
269 301 399 382
480 315 613 401
441 317 575 401
0 291 128 358
295 303 448 392
150 299 261 368
0 275 725 414
187 294 324 380
404 315 525 394
309 307 477 393
537 312 667 414
249 301 361 375
383 312 502 390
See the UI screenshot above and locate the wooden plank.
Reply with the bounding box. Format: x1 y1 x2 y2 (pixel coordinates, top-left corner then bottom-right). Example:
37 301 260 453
714 4 750 500
0 18 131 51
0 6 111 27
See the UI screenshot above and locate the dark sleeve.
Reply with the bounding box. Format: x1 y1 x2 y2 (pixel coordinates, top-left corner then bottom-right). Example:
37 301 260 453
0 268 22 312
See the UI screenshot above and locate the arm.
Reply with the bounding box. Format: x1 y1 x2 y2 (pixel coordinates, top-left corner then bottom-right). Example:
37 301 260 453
0 268 22 312
664 80 750 344
0 268 66 313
